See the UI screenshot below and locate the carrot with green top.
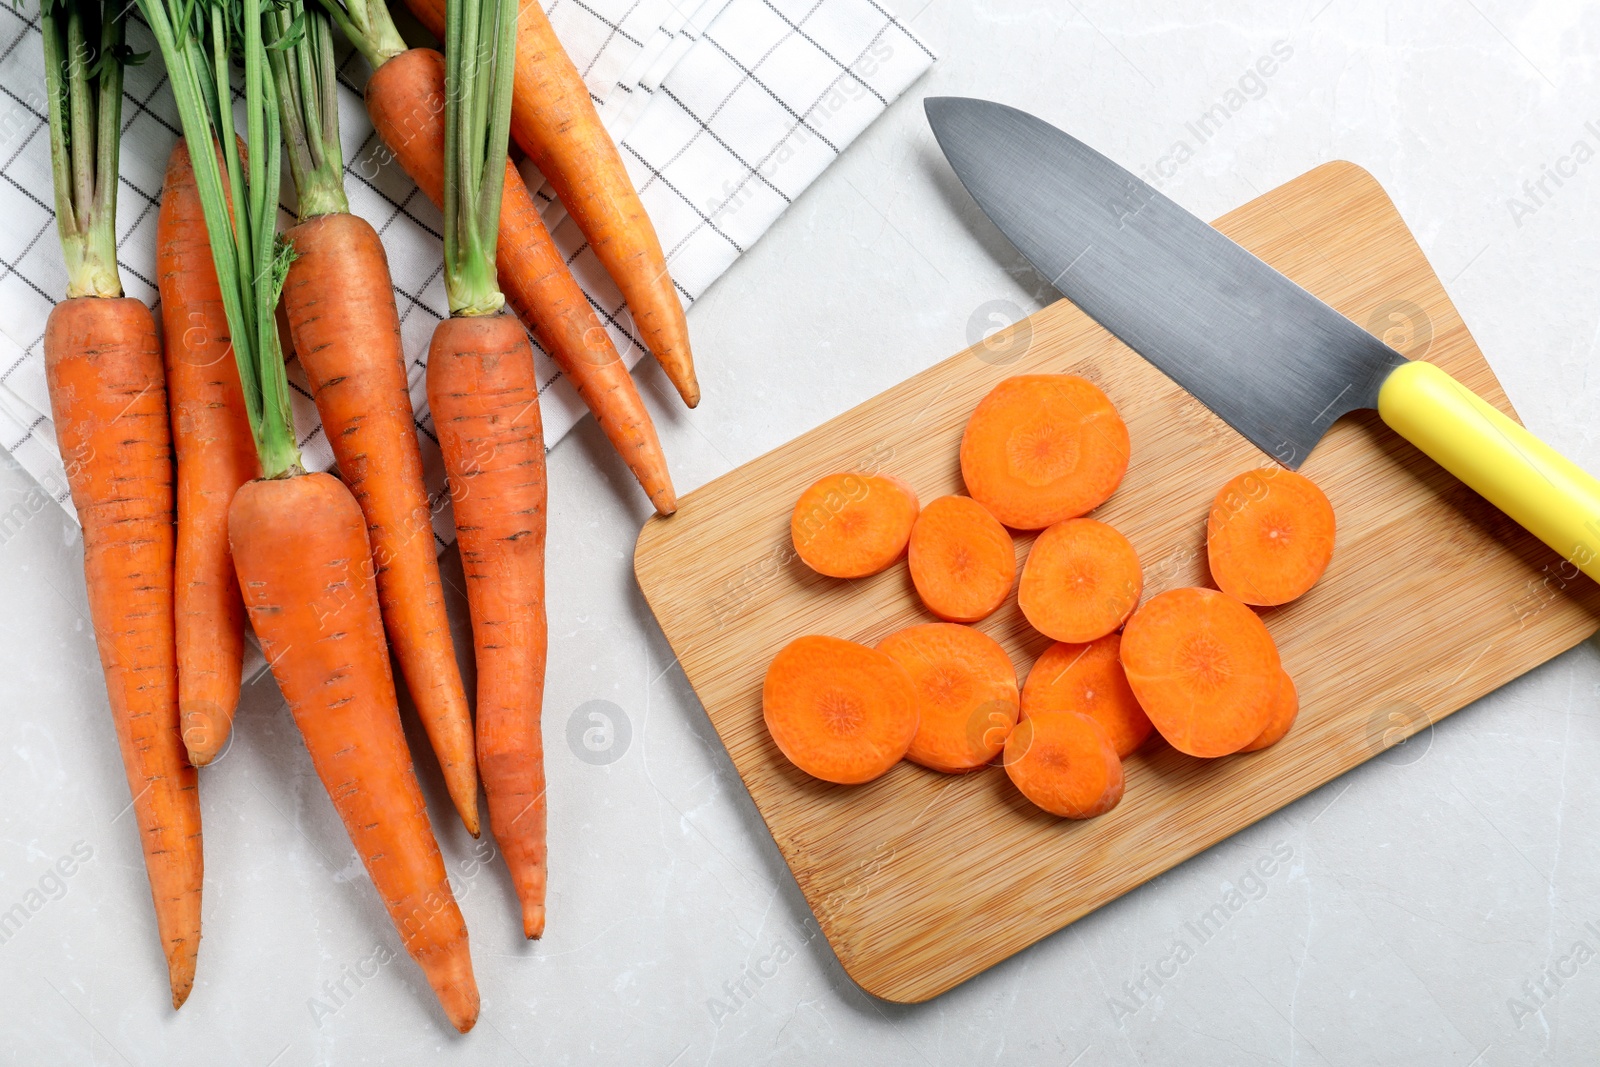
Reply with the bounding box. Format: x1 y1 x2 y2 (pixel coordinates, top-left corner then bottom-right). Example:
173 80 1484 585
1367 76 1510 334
40 0 201 1005
406 0 699 407
136 0 478 1027
425 0 551 938
268 0 479 835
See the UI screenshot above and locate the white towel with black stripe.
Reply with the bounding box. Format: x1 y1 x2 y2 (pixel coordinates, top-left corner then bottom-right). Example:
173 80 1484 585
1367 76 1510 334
0 0 935 527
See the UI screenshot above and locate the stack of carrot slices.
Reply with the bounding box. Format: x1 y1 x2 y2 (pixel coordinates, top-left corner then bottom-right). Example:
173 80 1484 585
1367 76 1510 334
763 374 1337 822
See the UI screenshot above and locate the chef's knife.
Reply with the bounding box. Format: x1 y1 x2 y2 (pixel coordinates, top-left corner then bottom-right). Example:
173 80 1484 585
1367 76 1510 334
926 96 1600 583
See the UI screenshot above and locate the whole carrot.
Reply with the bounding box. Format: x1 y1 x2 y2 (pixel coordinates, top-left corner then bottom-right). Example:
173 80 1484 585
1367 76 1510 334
407 0 699 408
138 0 479 1028
40 0 202 1007
157 139 260 766
269 2 479 835
426 0 550 937
354 41 676 514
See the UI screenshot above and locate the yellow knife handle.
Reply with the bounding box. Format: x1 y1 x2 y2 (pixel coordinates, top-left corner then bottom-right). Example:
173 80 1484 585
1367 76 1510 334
1377 359 1600 583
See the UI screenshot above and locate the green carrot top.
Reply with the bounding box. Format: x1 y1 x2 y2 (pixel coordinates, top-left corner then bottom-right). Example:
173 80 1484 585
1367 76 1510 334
311 0 406 73
442 0 517 317
136 0 303 479
41 0 136 300
268 0 350 220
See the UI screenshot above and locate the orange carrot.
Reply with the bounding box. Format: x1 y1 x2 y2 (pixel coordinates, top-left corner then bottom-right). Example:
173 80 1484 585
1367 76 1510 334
268 8 479 835
230 473 479 1030
1240 669 1299 753
961 375 1129 529
791 472 920 579
764 635 919 784
877 623 1019 773
1208 468 1336 606
1119 587 1280 757
1004 711 1124 818
907 495 1015 622
41 2 201 1008
361 46 676 513
427 313 550 939
1021 634 1153 758
406 0 699 407
46 299 203 1008
157 139 260 765
1018 518 1142 643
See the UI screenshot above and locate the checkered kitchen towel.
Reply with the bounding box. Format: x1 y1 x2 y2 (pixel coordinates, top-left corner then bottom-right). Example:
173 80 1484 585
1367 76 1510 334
0 0 935 536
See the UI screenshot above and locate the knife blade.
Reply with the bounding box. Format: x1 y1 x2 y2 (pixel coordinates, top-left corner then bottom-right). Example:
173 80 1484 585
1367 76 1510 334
926 95 1600 582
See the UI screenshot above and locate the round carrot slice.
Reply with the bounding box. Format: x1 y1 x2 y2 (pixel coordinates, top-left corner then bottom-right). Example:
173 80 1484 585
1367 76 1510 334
1207 468 1335 606
1120 587 1280 757
1021 633 1153 758
763 635 919 784
907 495 1016 622
1004 711 1124 818
1018 518 1142 643
791 472 920 579
960 374 1130 530
877 623 1019 773
1239 668 1299 753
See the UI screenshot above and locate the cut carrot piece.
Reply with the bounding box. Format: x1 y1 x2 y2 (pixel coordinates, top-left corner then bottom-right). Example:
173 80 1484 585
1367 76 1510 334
1240 669 1299 752
1120 587 1280 757
764 636 919 784
877 623 1019 773
960 375 1130 529
907 495 1016 622
791 473 920 579
1004 711 1124 818
1021 634 1153 758
1207 468 1335 606
1018 519 1142 643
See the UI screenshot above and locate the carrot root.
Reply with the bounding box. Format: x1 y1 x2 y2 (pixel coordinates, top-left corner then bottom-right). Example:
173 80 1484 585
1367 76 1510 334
1018 518 1142 643
283 210 481 837
1208 468 1336 606
877 623 1018 773
764 635 919 784
791 472 920 579
907 495 1015 623
230 472 479 1030
427 312 550 939
45 296 202 1009
1021 633 1153 758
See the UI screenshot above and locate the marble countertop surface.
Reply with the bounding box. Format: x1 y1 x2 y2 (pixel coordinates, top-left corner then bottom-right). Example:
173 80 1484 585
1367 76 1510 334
6 1 1600 1063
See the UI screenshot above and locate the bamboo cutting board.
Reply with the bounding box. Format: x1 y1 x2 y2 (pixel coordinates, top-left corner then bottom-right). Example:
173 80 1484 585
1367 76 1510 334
633 161 1600 1003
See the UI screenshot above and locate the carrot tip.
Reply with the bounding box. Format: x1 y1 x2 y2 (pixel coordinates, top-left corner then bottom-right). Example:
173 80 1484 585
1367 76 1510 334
522 903 545 940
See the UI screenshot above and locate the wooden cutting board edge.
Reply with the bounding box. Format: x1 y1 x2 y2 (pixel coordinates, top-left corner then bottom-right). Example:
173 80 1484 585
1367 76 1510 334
633 159 1600 1003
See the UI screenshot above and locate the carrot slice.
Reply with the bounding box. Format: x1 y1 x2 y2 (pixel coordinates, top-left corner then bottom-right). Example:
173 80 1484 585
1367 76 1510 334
907 495 1016 622
1004 711 1124 818
1240 669 1299 752
877 623 1019 773
1120 587 1280 757
1021 633 1153 758
1207 468 1336 606
764 636 919 784
960 375 1130 529
1018 518 1142 643
791 473 920 579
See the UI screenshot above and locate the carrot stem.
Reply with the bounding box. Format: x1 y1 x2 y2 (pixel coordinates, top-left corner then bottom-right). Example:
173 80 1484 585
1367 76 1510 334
139 0 302 478
41 0 122 298
268 0 350 219
310 0 406 72
442 0 513 315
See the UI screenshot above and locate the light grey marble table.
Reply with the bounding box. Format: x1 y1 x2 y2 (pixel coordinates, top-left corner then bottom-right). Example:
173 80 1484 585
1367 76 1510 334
6 1 1600 1063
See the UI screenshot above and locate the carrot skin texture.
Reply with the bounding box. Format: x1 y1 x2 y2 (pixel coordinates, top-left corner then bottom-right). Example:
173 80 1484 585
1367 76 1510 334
404 1 698 407
363 48 675 514
229 473 479 1030
157 139 260 765
428 314 549 939
281 212 480 837
45 297 202 1010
